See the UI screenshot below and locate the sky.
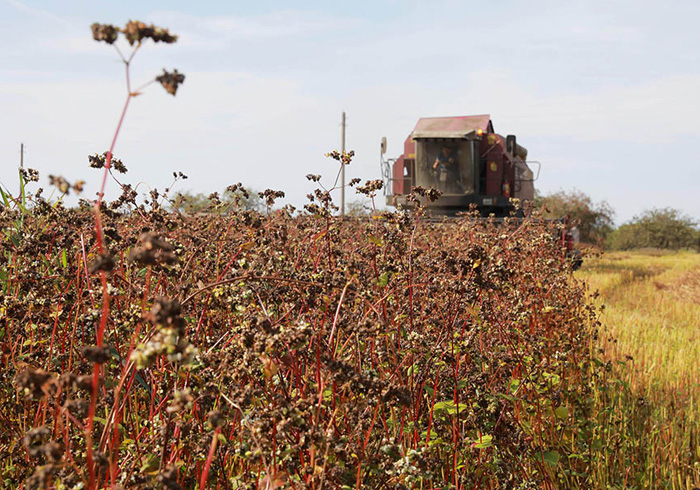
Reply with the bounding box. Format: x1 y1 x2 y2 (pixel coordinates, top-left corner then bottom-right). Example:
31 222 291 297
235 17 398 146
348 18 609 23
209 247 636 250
1 0 699 224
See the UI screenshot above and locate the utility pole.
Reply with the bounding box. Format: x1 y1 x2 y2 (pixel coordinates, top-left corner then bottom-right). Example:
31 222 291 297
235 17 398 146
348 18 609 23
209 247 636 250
20 143 25 196
340 112 346 216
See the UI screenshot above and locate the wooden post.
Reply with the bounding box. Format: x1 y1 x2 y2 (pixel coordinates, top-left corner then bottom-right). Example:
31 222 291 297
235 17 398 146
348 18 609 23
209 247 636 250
341 112 346 216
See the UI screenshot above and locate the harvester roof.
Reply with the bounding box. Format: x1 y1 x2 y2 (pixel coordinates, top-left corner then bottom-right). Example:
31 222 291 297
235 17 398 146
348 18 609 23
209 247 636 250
411 114 494 139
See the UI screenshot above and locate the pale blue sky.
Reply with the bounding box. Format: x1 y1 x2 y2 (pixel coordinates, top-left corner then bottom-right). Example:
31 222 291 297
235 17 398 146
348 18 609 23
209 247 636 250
2 0 699 223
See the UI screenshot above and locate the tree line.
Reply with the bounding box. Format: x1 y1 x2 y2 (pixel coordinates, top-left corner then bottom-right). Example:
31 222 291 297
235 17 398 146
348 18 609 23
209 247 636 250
536 189 699 251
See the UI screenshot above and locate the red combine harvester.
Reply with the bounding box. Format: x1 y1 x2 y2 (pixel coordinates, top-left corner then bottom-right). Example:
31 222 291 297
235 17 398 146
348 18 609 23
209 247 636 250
379 114 582 269
380 115 539 217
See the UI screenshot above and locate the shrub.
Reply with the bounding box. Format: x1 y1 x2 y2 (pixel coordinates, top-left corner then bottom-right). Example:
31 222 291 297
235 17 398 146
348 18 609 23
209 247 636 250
607 207 699 251
537 189 615 245
170 186 265 214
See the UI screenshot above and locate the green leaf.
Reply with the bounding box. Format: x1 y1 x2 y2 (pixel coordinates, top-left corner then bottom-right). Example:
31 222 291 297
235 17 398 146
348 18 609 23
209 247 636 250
542 372 561 385
590 438 603 451
542 450 560 466
323 388 333 402
0 185 10 208
0 268 8 291
472 434 493 449
18 169 27 217
509 378 521 395
433 400 459 415
368 234 383 247
140 454 160 475
377 271 389 288
61 249 68 268
554 406 569 419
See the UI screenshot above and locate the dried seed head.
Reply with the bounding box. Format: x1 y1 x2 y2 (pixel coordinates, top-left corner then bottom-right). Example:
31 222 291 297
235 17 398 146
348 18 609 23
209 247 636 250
48 175 71 195
26 465 54 489
89 253 115 273
146 297 184 331
129 232 177 266
88 152 127 173
355 179 384 196
23 427 50 457
81 345 112 364
156 69 186 96
91 23 119 44
325 149 355 165
258 189 285 206
207 409 225 428
157 464 182 490
64 399 89 419
74 375 94 392
40 441 63 463
122 20 178 46
14 367 56 400
20 167 40 182
166 388 193 414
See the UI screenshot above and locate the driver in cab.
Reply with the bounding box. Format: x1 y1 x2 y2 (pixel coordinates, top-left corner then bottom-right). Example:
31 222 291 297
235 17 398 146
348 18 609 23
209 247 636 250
432 146 455 173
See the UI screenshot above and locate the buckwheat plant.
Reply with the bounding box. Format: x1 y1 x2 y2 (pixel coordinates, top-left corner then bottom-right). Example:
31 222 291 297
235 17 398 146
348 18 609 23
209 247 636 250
87 20 185 489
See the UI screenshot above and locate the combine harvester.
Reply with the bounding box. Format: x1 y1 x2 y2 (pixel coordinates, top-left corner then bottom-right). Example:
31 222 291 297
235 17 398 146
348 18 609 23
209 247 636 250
380 114 582 268
380 114 538 217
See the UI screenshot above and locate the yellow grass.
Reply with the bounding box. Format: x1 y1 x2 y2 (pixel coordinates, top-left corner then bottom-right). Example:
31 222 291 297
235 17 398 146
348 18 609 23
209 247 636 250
578 250 700 488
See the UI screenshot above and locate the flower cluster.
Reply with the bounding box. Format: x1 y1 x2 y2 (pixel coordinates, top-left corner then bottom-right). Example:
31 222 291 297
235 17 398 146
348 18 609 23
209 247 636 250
156 69 186 96
91 21 178 46
325 149 355 165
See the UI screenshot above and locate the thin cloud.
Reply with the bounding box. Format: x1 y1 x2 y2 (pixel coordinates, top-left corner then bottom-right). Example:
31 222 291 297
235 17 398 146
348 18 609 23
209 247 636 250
448 70 700 143
4 0 71 25
145 10 365 51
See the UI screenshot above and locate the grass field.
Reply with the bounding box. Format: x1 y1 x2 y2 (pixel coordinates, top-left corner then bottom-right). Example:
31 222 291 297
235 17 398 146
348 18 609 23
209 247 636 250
578 250 700 488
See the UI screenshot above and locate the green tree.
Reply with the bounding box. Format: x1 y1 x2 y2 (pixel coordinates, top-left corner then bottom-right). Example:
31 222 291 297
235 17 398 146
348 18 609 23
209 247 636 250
345 200 372 217
607 208 699 250
536 189 615 244
170 187 263 214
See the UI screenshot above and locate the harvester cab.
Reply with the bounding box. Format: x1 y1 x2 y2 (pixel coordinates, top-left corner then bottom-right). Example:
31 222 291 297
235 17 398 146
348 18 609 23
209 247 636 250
380 115 539 217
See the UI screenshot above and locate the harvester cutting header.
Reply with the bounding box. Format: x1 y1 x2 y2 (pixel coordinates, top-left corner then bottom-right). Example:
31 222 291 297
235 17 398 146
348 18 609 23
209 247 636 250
380 115 538 216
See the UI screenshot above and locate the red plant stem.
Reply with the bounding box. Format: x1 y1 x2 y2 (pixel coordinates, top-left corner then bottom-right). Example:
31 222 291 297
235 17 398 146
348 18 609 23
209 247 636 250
87 51 136 489
85 360 102 490
46 282 70 369
406 218 419 337
363 401 380 453
216 247 244 282
424 376 439 449
86 274 110 489
200 426 222 489
328 281 351 352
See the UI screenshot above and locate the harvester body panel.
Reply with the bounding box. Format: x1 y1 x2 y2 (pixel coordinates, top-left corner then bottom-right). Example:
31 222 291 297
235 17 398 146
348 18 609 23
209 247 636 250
382 114 536 216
